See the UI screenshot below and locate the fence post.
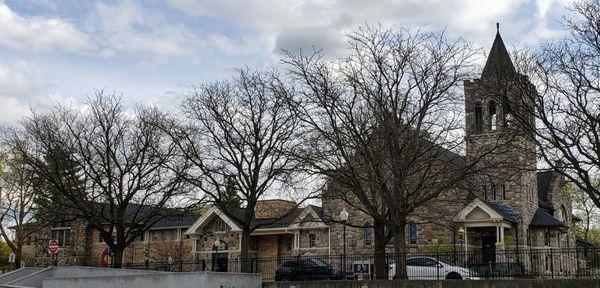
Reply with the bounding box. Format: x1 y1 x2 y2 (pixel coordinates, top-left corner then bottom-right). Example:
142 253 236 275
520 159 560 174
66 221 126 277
436 252 440 280
550 249 554 279
576 248 580 276
529 247 534 278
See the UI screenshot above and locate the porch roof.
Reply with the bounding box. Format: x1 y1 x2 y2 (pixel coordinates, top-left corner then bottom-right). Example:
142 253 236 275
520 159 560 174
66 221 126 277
453 198 518 226
529 208 567 228
486 201 518 223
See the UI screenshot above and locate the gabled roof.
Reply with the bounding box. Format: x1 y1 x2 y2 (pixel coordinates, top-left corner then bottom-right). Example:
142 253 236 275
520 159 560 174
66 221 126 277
529 208 566 228
185 206 242 234
482 24 516 80
185 202 330 235
453 198 517 224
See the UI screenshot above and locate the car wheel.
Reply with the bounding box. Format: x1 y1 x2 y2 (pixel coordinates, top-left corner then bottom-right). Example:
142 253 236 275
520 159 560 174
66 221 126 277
446 272 462 280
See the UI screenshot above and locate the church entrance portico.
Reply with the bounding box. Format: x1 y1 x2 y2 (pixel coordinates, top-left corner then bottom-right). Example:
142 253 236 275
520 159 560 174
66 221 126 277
453 198 518 256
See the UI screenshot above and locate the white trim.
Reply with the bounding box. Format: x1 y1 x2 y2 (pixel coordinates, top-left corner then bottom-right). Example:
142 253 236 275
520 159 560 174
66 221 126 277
250 228 296 235
288 206 327 229
453 198 510 224
184 206 242 235
462 221 512 229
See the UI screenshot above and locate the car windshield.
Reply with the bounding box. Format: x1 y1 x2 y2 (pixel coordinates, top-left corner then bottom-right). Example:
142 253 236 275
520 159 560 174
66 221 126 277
310 259 328 267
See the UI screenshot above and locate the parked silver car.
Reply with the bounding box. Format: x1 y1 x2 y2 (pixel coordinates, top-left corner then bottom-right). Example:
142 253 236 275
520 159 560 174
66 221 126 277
388 257 479 280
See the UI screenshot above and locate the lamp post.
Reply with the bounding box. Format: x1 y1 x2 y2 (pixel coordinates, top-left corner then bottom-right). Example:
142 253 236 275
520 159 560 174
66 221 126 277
340 208 349 277
214 239 221 272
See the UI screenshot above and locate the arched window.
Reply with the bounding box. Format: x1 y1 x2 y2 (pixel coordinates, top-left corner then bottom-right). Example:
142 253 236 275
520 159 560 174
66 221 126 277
213 240 228 250
474 102 483 134
488 100 497 131
557 206 568 223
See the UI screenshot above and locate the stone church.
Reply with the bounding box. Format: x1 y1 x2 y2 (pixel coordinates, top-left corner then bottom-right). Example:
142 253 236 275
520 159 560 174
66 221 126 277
182 27 578 267
19 28 579 277
322 26 576 258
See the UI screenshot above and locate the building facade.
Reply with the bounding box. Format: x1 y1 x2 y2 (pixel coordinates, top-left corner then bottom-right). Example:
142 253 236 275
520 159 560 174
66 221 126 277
20 28 581 277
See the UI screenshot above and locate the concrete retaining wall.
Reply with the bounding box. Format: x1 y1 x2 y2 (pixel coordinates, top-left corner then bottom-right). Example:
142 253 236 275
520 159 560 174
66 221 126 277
263 279 600 288
44 271 261 288
0 267 261 288
0 268 45 285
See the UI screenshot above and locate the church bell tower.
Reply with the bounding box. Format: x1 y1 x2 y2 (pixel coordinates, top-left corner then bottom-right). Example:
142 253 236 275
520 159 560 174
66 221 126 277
463 23 538 245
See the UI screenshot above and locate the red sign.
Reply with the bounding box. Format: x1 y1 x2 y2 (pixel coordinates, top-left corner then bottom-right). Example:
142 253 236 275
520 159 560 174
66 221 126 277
48 239 59 254
100 247 110 267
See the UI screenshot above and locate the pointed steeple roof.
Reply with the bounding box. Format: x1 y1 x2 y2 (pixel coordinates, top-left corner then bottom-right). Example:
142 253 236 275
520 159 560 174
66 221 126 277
482 23 516 79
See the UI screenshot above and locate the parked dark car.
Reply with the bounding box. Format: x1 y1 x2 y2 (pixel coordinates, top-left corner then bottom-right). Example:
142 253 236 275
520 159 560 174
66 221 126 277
467 262 526 278
275 259 344 281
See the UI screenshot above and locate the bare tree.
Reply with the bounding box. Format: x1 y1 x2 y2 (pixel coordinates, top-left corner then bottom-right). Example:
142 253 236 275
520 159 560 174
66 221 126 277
283 26 480 278
568 181 600 241
161 69 311 272
0 150 42 268
4 92 194 268
509 0 600 210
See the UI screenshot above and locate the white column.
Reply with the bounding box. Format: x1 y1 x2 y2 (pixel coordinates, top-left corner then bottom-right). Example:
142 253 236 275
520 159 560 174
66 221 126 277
496 226 500 243
464 227 468 252
192 235 196 251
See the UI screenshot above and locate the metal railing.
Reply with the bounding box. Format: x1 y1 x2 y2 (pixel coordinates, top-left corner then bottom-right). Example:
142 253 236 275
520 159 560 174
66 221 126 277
118 247 600 282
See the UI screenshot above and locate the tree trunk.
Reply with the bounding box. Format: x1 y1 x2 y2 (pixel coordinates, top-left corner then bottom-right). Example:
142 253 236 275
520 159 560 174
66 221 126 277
239 228 251 273
112 227 126 268
585 215 590 240
373 220 388 280
112 248 124 268
13 249 22 269
393 222 407 279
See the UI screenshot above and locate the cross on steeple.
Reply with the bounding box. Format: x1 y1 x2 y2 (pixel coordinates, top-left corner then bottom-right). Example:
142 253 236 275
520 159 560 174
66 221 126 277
496 22 500 33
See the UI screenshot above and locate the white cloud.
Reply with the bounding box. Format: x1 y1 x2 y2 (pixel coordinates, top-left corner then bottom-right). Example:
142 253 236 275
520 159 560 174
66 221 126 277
0 1 94 53
86 0 204 61
0 0 206 62
166 0 570 58
0 60 75 125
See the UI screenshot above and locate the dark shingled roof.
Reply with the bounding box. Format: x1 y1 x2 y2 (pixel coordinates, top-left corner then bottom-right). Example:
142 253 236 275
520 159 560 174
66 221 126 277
576 236 594 247
119 203 199 230
149 213 199 229
530 208 566 227
482 25 516 79
226 205 328 230
537 170 556 212
486 201 519 223
251 205 329 229
251 207 304 229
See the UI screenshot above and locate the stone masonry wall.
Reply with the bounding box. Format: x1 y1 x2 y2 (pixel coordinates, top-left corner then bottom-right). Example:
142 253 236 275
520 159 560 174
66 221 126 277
464 77 539 248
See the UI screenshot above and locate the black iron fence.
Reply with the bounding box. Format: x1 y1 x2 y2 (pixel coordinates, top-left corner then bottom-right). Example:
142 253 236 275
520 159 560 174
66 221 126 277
121 248 600 282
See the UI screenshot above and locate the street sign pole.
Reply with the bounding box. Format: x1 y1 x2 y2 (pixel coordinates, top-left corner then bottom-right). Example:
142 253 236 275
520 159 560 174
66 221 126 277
48 240 59 267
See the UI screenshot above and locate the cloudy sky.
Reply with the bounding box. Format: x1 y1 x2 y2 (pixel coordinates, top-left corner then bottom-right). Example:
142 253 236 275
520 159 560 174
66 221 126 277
0 0 572 125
